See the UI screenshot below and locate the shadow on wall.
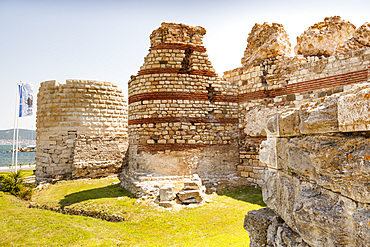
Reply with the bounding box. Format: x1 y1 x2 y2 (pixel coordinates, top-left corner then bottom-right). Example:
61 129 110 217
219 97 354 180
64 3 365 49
58 184 136 207
218 186 266 207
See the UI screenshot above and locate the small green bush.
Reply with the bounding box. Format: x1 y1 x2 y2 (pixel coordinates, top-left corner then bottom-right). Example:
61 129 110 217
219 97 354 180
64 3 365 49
0 171 33 200
18 186 33 200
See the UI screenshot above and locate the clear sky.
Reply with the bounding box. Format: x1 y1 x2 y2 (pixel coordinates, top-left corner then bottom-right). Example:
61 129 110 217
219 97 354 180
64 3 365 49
1 0 369 130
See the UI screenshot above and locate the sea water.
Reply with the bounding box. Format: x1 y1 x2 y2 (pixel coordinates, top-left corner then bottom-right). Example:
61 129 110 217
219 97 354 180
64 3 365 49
0 145 35 167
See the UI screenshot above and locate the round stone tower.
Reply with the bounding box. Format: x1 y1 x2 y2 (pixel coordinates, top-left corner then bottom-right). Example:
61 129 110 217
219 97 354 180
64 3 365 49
36 79 128 182
121 23 241 195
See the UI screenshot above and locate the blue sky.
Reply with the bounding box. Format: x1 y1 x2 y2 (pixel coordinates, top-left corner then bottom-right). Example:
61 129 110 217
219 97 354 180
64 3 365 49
1 0 369 130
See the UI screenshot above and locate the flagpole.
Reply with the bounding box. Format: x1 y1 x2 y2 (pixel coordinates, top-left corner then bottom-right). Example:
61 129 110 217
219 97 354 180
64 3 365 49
13 81 33 173
15 82 21 173
11 83 19 172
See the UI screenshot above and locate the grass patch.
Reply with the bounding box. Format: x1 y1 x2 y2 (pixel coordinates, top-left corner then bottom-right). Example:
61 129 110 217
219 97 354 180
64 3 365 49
0 169 34 177
218 186 266 207
1 177 265 246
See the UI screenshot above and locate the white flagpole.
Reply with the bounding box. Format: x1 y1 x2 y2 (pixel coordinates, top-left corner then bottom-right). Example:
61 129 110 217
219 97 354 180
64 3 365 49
11 83 19 172
15 82 21 173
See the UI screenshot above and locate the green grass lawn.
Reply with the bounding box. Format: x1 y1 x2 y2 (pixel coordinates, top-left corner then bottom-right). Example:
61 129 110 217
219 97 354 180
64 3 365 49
0 177 265 246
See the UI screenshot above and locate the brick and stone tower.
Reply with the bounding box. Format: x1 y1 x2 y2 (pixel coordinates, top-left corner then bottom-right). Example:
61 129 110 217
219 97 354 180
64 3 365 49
36 80 128 182
121 23 242 195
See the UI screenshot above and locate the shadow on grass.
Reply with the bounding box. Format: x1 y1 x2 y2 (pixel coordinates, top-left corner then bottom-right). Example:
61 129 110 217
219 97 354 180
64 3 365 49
59 184 136 207
218 186 266 207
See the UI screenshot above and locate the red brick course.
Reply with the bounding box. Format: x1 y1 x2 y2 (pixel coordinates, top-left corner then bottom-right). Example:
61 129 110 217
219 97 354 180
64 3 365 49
128 117 238 125
136 143 232 152
239 69 368 102
150 42 207 53
129 91 238 104
137 68 217 77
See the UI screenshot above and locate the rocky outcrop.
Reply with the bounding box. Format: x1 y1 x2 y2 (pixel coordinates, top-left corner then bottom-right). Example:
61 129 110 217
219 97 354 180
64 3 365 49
295 16 356 56
245 83 370 247
337 23 370 54
241 22 291 66
244 208 309 247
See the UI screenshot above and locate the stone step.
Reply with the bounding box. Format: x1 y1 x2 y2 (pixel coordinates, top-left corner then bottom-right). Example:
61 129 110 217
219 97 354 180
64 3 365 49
183 181 202 190
177 189 204 204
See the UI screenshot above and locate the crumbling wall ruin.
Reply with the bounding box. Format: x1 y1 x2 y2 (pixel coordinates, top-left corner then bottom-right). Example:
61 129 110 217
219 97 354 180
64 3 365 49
36 79 128 182
224 16 370 187
245 83 370 247
34 18 370 239
237 16 370 246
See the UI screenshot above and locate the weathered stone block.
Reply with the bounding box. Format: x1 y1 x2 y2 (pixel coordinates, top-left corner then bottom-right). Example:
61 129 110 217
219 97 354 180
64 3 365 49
299 95 339 134
177 190 204 204
278 135 370 204
279 109 300 137
183 181 202 191
244 208 278 247
338 86 370 132
244 107 277 137
259 138 277 169
265 114 279 137
263 168 370 247
159 201 175 208
240 171 249 177
159 184 176 202
244 208 309 247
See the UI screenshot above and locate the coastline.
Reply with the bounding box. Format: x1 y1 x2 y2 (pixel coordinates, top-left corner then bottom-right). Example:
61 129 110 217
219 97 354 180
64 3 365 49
0 140 36 145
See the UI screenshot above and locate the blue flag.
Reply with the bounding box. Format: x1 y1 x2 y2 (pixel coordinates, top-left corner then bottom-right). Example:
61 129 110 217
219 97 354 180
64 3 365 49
19 82 34 117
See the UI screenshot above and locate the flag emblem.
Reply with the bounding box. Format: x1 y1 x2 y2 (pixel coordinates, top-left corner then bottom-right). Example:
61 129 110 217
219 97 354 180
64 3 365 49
19 82 34 117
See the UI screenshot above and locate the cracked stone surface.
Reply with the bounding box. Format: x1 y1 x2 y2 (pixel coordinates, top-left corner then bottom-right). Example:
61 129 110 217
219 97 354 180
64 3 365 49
241 22 292 66
294 16 356 56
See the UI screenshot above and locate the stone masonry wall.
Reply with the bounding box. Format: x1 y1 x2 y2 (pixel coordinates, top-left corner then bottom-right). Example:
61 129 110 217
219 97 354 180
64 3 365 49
238 17 370 246
245 82 370 246
36 79 128 182
223 17 370 187
120 23 244 196
72 135 128 179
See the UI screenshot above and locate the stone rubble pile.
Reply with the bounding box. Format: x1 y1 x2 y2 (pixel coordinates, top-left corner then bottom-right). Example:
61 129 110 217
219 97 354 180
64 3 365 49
158 174 206 208
176 174 206 204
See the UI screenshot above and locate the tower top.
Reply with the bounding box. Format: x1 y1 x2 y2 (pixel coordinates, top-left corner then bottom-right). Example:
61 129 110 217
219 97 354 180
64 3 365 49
150 22 206 47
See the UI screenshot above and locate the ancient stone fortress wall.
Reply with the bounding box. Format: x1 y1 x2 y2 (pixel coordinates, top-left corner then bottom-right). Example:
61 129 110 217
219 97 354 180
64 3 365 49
120 23 243 196
36 80 128 182
237 17 370 246
245 82 370 246
224 17 370 187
